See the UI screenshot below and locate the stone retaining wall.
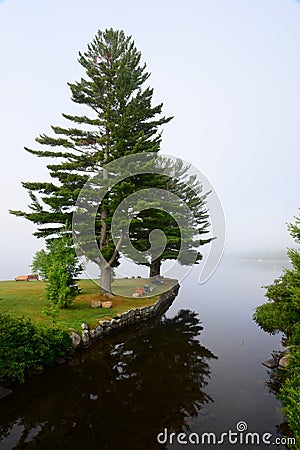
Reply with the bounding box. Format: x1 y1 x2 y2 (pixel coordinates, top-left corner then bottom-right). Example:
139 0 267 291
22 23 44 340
70 284 180 350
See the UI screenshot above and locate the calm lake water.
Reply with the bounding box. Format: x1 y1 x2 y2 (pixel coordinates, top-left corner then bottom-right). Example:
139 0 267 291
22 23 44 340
0 260 289 449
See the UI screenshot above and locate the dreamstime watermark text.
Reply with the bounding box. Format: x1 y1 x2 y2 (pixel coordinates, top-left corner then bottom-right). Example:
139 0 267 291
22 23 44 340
157 421 295 446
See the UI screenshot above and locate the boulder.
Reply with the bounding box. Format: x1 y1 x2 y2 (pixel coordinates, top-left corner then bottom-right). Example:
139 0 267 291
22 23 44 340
90 329 97 341
82 330 91 347
81 323 89 331
262 359 278 369
102 301 112 309
70 332 81 349
91 300 102 308
94 325 104 338
103 326 112 335
279 355 289 370
110 319 121 329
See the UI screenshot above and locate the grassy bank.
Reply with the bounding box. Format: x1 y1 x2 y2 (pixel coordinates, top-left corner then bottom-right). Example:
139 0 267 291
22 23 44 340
0 278 176 333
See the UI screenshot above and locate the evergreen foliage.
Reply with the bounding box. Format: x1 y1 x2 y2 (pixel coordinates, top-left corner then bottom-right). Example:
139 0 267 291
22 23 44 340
254 211 300 448
10 28 172 292
254 213 300 335
126 168 212 276
10 28 212 291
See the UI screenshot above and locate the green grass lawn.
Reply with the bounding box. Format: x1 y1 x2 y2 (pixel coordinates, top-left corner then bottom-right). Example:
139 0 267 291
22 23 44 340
0 277 176 333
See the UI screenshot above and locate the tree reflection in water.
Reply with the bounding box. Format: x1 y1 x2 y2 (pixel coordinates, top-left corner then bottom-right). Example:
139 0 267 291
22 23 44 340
0 309 217 450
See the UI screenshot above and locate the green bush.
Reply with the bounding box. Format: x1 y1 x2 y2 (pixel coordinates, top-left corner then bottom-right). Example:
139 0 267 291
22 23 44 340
253 301 298 336
32 233 83 308
0 313 73 383
279 348 300 449
288 323 300 346
253 213 300 448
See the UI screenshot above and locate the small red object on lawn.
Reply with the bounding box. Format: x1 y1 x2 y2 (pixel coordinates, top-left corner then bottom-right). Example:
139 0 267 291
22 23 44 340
14 274 39 282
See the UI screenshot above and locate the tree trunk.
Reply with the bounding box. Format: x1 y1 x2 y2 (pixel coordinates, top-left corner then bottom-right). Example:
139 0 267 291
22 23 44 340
149 259 161 278
100 260 112 295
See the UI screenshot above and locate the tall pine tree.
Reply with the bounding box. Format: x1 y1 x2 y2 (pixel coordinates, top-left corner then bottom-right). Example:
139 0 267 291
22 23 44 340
10 29 172 293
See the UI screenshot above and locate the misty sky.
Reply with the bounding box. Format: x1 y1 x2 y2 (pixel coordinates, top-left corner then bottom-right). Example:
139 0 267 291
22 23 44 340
0 0 299 280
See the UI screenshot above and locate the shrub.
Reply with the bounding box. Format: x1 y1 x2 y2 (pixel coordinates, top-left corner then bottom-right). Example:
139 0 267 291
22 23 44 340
0 313 73 383
253 213 300 448
279 347 300 449
32 233 83 308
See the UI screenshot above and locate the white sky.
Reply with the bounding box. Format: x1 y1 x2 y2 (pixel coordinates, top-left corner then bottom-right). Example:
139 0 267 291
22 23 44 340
0 0 300 279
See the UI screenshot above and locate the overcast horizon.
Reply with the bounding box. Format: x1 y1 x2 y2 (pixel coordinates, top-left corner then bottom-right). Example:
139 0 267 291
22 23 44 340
0 0 299 281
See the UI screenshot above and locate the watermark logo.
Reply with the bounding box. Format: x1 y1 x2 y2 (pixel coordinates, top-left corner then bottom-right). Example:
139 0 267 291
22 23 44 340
156 421 295 446
72 152 225 293
236 421 248 432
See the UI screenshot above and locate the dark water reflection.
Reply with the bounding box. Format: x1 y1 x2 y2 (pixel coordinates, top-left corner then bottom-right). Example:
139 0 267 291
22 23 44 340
0 261 289 449
0 310 216 450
